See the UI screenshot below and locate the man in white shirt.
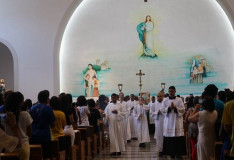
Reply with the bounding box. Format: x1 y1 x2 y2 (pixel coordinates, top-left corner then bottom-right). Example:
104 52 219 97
127 94 138 140
104 93 125 156
119 92 131 145
134 97 150 147
150 91 165 157
148 96 156 136
161 86 186 159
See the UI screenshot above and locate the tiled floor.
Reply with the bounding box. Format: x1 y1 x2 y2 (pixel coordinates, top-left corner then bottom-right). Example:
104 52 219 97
94 137 188 160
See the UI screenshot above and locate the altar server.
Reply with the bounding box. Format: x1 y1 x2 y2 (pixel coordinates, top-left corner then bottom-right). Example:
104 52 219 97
134 97 150 147
104 93 125 156
119 92 131 144
161 86 186 159
127 94 138 139
148 96 156 137
150 91 165 157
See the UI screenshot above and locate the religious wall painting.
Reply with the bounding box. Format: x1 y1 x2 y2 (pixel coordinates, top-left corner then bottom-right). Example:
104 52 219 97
83 60 110 97
140 92 150 104
187 55 212 84
137 15 157 58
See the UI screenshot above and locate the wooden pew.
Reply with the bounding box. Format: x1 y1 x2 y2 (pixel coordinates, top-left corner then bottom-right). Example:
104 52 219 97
29 145 43 160
89 125 97 158
0 153 19 160
99 121 105 149
74 130 85 160
78 127 91 160
0 145 43 160
69 145 77 160
43 140 66 160
97 121 103 153
58 135 76 160
58 135 71 159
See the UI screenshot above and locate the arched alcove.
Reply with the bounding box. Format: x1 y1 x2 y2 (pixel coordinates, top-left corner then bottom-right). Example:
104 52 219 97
59 0 234 96
0 42 14 90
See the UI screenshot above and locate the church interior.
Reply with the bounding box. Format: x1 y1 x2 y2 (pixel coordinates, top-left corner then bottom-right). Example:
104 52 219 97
1 0 234 159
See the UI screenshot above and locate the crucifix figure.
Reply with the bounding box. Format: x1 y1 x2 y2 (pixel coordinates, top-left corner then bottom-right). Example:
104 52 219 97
136 70 145 94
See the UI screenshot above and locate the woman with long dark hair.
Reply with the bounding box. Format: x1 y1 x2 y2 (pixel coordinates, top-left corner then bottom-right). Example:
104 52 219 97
77 95 90 126
50 96 66 139
189 96 217 160
5 92 33 160
59 93 76 145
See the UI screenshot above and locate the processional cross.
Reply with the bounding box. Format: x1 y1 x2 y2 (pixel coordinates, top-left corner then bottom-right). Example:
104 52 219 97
136 70 145 94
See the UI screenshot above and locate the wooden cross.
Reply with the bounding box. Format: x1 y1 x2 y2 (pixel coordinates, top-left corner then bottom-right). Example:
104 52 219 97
136 70 145 94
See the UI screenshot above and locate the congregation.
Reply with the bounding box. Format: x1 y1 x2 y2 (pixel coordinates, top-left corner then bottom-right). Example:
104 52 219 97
0 84 233 160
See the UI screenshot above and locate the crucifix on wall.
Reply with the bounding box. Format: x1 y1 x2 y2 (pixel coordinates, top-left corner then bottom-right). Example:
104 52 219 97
136 70 145 94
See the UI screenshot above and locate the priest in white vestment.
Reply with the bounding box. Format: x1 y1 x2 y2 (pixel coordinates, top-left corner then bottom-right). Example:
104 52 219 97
150 91 165 157
104 93 125 156
119 92 131 145
134 97 150 147
127 94 138 139
148 96 156 137
161 86 186 159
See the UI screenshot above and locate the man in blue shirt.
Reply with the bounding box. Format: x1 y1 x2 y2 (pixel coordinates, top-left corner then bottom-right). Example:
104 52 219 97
30 90 55 158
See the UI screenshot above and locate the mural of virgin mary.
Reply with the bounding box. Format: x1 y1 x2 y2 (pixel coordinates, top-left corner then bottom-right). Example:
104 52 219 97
137 15 157 57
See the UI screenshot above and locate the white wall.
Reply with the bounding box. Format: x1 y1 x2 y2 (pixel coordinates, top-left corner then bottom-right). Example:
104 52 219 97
0 0 77 102
60 0 234 96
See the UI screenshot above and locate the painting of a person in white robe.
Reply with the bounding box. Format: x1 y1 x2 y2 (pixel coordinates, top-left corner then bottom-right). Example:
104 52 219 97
84 64 97 97
103 93 125 156
137 15 157 58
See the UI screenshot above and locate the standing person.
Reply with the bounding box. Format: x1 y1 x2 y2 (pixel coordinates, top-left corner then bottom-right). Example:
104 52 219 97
87 99 101 134
221 92 234 159
50 96 66 140
30 90 55 158
148 96 156 136
98 95 108 114
59 93 76 145
5 92 33 160
161 86 186 159
134 97 150 147
119 92 131 144
127 94 138 140
0 112 21 152
104 93 125 156
185 96 199 160
77 95 90 126
203 84 224 141
150 91 164 157
188 96 218 160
